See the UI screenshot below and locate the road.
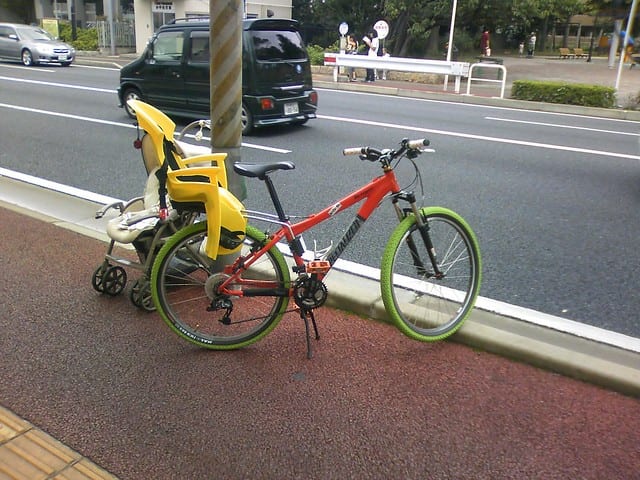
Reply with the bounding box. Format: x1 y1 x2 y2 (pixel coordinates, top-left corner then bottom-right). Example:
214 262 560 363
0 61 639 338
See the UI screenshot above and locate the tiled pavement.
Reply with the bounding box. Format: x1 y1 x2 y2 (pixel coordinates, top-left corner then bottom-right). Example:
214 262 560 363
0 406 118 480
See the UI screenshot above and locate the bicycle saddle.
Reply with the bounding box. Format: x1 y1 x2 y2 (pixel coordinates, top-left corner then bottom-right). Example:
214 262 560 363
234 161 295 179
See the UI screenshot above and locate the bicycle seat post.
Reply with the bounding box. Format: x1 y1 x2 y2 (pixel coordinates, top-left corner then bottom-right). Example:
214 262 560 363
263 175 288 222
261 173 307 264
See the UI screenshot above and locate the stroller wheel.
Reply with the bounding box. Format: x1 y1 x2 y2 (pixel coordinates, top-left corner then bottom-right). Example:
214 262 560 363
91 264 107 293
130 279 156 312
103 266 127 296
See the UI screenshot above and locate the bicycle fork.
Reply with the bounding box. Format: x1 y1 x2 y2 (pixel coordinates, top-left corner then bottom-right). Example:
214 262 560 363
392 193 444 279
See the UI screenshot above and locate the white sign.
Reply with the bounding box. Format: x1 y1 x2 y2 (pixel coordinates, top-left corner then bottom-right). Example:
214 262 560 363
339 22 349 36
374 20 389 40
152 1 175 13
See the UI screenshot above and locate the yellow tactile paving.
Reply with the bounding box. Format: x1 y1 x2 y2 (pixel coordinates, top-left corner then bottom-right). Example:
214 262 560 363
0 406 29 442
0 406 119 480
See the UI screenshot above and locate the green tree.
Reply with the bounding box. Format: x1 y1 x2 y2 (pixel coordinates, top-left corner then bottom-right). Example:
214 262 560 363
384 0 453 56
0 0 36 23
295 0 625 57
293 0 384 47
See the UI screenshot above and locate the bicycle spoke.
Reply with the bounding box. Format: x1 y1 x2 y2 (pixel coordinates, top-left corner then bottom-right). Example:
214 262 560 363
381 209 481 342
152 223 290 349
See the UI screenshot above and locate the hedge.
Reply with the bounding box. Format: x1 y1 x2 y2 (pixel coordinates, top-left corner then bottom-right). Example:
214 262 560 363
511 80 616 109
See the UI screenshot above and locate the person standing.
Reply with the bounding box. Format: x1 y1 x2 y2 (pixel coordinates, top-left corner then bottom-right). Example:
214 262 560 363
345 34 358 81
480 29 490 56
362 30 379 82
528 32 536 57
380 47 390 80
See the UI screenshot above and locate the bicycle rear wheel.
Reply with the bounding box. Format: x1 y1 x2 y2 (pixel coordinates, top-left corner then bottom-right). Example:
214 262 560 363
151 222 290 349
380 207 481 342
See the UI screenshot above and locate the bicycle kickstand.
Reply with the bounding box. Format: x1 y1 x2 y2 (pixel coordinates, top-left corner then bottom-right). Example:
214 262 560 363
300 308 320 359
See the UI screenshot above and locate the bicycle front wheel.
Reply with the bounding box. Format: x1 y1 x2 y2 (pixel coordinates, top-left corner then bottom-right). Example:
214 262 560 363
151 222 290 349
380 207 481 342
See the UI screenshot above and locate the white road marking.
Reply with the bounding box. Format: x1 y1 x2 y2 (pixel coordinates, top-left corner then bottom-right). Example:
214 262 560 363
0 103 291 154
318 114 640 161
485 116 640 136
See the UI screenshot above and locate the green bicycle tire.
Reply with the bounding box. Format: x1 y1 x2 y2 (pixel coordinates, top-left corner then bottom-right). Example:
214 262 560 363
380 207 481 342
151 222 290 350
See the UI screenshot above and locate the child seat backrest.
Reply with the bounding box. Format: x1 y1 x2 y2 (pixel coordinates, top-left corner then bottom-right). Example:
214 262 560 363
128 99 177 173
128 99 243 259
128 99 229 189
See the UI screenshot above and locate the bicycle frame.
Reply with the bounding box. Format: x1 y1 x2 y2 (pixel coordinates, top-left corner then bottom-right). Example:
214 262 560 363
219 166 412 297
149 137 481 358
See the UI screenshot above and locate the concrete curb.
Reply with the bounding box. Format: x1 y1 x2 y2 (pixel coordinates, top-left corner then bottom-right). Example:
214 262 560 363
1 172 638 398
322 268 640 398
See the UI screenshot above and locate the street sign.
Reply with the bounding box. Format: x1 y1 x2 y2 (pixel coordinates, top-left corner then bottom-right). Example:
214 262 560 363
374 20 389 40
339 22 349 36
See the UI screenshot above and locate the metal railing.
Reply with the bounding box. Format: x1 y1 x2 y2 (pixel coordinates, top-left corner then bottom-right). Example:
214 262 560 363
96 20 135 49
465 63 507 99
324 53 471 93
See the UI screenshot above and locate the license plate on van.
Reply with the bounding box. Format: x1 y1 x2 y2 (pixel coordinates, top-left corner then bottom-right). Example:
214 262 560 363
284 102 299 115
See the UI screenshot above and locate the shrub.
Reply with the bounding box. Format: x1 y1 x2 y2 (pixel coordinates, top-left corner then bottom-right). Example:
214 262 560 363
511 80 616 108
58 23 99 51
307 44 327 66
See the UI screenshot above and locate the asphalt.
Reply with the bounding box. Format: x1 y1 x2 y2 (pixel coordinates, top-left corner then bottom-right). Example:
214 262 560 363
1 52 639 479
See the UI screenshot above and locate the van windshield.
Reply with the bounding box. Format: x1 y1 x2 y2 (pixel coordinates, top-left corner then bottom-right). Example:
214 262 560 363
250 30 306 61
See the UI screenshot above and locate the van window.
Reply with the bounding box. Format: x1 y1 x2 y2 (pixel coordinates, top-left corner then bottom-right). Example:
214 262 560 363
250 30 306 61
189 32 209 63
152 31 184 61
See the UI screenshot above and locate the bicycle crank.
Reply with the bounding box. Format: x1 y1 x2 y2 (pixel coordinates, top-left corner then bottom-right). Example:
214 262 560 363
293 276 328 310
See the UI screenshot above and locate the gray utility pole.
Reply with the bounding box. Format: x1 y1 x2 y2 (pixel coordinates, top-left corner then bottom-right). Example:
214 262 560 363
210 0 246 200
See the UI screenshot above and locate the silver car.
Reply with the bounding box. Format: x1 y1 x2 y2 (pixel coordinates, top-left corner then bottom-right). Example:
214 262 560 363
0 23 75 66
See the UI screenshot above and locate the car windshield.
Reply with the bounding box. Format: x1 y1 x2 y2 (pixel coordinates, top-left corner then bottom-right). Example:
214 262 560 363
17 27 54 41
250 30 306 61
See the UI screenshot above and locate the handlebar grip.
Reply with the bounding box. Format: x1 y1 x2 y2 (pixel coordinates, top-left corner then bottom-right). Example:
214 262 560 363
343 147 365 156
407 138 430 149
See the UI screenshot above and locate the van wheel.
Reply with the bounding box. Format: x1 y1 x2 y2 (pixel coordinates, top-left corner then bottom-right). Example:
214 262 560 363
241 103 253 135
123 88 143 118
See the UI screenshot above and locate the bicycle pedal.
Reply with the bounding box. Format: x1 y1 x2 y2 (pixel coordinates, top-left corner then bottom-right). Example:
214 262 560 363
306 260 331 274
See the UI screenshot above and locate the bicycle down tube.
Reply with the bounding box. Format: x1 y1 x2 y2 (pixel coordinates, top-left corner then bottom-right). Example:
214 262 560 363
219 166 407 296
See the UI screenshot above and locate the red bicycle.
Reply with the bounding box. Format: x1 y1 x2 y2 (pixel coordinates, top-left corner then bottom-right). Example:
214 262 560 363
151 138 482 357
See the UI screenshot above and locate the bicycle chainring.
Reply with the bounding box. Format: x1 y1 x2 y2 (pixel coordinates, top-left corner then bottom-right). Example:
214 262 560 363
293 276 328 310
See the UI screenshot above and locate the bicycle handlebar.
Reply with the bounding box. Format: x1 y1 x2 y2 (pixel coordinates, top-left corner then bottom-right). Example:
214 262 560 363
342 146 373 156
342 138 431 160
178 119 211 141
406 138 430 150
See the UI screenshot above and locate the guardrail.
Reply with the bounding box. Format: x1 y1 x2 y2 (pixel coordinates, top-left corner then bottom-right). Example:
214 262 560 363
465 63 507 99
324 53 471 93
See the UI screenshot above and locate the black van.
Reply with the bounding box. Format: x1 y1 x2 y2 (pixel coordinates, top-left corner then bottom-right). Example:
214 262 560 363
117 18 317 135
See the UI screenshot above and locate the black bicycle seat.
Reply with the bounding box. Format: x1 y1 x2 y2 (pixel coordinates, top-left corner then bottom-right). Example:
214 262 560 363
234 161 295 179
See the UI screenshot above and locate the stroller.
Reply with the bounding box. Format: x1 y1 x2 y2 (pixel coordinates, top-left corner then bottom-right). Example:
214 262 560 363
91 100 229 311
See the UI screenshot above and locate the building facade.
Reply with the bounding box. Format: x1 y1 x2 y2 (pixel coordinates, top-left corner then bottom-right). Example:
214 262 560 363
31 0 292 53
133 0 292 52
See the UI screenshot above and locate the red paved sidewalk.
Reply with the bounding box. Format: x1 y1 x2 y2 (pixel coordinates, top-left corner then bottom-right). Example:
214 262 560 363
1 203 639 479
